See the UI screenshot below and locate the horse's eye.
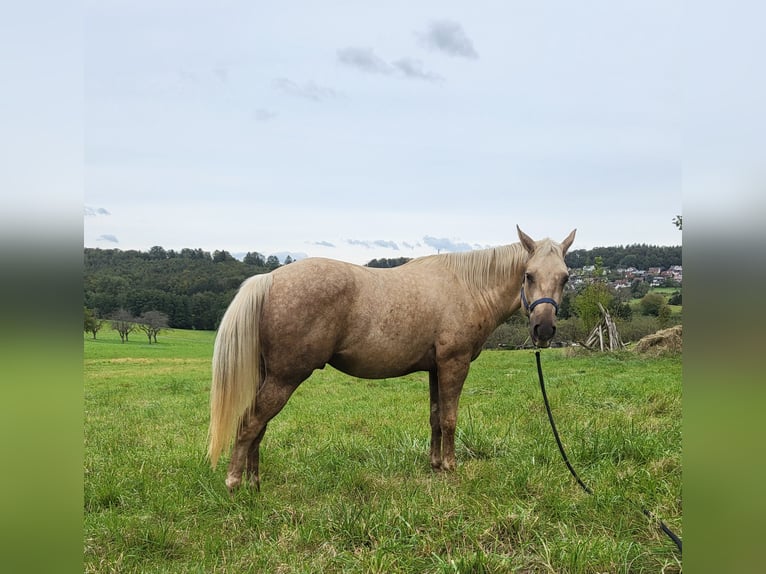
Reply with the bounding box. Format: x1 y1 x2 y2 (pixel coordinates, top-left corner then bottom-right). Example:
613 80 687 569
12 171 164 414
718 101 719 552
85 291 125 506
525 273 534 283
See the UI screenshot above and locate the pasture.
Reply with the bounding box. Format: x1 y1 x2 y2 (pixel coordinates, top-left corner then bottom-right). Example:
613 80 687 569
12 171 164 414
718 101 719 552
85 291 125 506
84 329 681 573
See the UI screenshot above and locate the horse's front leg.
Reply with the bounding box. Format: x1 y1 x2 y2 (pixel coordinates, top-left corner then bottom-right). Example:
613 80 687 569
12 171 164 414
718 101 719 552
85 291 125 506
436 357 470 472
428 370 442 470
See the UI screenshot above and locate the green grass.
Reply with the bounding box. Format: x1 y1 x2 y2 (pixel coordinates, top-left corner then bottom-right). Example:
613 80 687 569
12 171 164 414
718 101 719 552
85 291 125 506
85 329 682 573
648 287 679 296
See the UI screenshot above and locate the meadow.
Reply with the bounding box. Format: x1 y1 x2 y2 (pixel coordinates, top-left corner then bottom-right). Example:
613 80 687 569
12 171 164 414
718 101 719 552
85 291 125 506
84 328 681 573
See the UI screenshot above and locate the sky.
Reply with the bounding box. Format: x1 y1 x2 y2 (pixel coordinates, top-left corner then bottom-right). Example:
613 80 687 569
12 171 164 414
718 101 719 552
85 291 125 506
83 1 682 264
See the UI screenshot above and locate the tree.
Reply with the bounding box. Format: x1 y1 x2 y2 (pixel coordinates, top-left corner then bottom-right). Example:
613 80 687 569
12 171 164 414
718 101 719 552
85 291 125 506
593 256 605 278
366 257 412 268
573 283 613 332
657 304 672 329
148 246 168 260
110 308 136 343
639 293 666 316
612 301 633 321
243 251 266 266
557 292 574 319
137 310 169 343
84 307 103 339
266 255 281 271
630 279 650 299
213 250 235 263
572 256 613 332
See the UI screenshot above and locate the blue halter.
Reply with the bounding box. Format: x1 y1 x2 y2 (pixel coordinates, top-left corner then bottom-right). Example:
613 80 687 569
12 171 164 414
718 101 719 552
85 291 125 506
521 285 559 315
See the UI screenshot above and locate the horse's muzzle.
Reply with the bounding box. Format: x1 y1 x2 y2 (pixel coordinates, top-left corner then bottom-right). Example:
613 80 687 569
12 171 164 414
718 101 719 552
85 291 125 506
530 317 556 348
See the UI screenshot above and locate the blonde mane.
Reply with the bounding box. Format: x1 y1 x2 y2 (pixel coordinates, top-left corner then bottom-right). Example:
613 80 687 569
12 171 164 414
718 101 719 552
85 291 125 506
408 242 529 292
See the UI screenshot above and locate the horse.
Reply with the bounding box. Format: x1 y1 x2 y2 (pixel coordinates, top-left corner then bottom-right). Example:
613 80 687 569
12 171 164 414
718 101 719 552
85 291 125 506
208 225 576 491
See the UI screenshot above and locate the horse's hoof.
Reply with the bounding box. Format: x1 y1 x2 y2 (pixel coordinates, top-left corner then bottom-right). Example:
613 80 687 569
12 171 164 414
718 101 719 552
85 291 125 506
225 476 241 492
247 476 261 492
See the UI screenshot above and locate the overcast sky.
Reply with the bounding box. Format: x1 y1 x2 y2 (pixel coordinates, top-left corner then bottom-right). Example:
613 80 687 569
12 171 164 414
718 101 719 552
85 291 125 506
83 1 682 264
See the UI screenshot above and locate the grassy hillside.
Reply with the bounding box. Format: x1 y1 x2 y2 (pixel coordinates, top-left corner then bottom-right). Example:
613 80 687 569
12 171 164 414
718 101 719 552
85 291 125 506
85 329 681 573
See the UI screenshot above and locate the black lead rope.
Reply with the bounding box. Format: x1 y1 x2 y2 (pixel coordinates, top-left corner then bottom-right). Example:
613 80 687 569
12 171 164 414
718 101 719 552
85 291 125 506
534 351 683 555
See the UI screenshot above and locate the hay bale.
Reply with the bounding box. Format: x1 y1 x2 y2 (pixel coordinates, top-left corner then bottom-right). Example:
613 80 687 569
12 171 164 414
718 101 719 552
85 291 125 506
633 325 682 356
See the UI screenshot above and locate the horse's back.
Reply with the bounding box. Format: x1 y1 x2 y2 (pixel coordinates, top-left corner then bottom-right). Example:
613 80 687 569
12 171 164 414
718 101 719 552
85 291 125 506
259 258 464 379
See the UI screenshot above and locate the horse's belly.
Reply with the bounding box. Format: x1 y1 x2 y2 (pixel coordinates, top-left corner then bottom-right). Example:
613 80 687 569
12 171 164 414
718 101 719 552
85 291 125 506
328 346 434 379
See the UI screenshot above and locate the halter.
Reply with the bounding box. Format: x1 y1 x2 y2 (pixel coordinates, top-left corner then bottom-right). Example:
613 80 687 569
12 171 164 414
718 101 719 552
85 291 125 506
520 285 559 315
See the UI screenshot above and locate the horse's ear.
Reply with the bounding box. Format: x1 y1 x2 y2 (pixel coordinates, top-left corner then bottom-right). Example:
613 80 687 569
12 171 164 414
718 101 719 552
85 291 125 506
517 225 536 254
561 229 576 255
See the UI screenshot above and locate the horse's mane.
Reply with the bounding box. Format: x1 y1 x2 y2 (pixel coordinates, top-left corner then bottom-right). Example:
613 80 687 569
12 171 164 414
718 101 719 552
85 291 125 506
407 242 532 292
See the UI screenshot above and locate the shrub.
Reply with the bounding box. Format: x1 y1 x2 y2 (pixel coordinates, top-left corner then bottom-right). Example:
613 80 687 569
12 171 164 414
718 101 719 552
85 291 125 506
617 316 661 342
555 317 587 344
484 321 528 348
639 293 666 316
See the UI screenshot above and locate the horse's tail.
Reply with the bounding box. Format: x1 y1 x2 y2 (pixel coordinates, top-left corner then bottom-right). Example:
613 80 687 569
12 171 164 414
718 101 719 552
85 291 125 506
208 273 273 468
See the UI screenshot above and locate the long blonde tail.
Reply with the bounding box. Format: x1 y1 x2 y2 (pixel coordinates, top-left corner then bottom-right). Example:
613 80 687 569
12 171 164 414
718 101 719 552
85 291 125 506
208 273 273 468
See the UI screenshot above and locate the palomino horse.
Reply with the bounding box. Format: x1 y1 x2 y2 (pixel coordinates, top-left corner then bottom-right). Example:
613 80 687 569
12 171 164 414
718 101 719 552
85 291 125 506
208 226 575 490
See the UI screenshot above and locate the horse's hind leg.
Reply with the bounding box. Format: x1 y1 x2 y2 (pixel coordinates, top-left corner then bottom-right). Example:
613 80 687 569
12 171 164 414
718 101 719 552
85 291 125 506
226 376 300 492
245 425 267 491
429 370 442 470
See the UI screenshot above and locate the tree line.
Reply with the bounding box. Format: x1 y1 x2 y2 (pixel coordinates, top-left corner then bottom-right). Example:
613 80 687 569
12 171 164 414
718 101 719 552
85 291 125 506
369 244 681 271
84 247 273 330
564 243 681 270
84 243 680 332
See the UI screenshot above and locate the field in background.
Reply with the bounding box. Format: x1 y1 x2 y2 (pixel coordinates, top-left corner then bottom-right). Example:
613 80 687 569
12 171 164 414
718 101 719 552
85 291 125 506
85 329 681 573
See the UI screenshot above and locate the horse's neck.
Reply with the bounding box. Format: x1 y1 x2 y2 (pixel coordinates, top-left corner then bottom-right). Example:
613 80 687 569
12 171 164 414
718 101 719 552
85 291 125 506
412 244 527 324
465 245 528 326
480 271 525 326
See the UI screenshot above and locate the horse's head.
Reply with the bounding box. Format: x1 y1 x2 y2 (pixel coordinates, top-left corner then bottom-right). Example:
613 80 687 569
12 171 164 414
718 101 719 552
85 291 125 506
517 225 576 348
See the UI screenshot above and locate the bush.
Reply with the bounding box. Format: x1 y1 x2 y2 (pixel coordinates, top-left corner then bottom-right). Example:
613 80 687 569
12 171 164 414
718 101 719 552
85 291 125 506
639 293 666 316
484 321 529 348
555 317 587 344
668 290 682 305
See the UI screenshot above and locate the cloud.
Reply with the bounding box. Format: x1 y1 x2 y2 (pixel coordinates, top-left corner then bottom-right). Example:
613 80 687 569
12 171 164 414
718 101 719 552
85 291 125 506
254 108 278 122
312 240 336 248
273 78 339 102
346 239 400 250
338 47 443 83
423 236 474 253
373 239 399 250
97 234 119 243
84 206 110 217
392 58 443 82
346 239 368 247
418 20 479 59
337 47 394 75
213 64 228 84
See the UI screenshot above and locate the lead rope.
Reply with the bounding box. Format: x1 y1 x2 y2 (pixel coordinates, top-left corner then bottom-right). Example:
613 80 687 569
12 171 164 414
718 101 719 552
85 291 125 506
534 351 683 554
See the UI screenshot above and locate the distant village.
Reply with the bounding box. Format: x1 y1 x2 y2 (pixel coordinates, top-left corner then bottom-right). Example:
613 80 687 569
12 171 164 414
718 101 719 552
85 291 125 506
570 264 683 290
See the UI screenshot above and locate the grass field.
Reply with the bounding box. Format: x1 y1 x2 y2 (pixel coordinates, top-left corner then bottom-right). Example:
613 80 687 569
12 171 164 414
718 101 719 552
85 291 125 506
84 328 681 573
